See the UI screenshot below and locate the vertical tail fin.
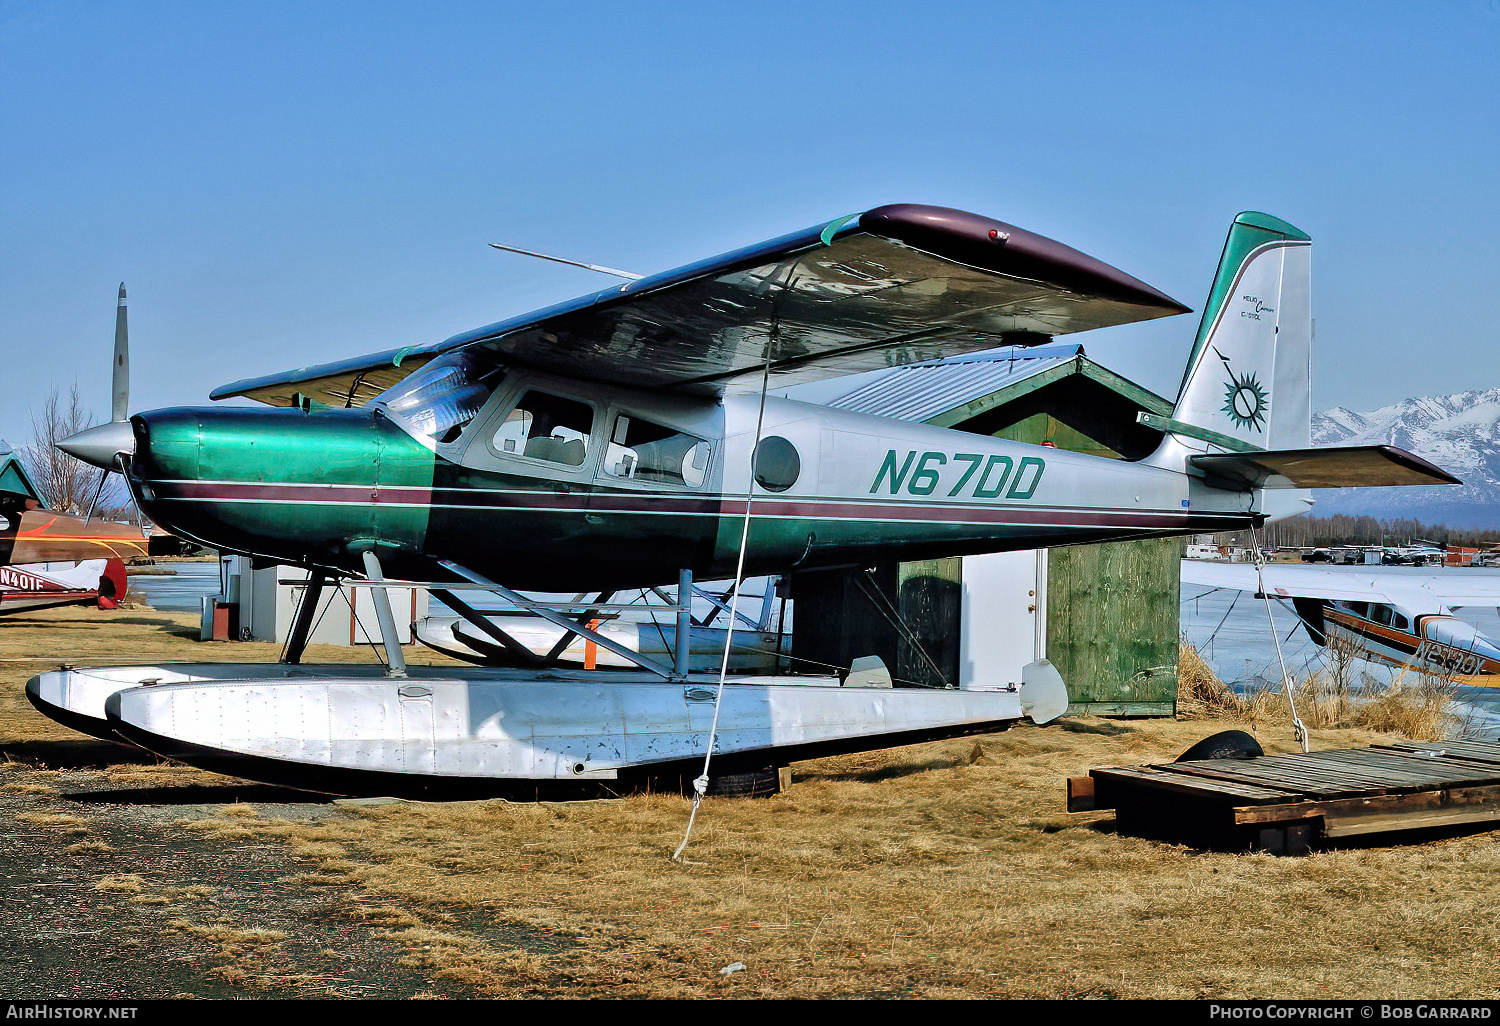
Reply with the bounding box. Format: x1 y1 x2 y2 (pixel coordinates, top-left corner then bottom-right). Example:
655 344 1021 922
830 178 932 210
1172 213 1311 451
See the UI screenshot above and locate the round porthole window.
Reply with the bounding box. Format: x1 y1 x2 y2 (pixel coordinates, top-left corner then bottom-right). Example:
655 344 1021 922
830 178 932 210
753 436 800 492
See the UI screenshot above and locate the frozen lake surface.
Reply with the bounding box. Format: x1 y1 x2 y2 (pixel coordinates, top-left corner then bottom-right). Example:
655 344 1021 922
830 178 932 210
127 560 221 611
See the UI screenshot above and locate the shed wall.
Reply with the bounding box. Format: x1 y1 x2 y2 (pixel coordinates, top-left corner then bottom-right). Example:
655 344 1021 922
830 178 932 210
1044 536 1182 716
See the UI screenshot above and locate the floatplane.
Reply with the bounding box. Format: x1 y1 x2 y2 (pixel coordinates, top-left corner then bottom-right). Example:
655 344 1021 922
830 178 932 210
1182 561 1500 679
31 205 1459 797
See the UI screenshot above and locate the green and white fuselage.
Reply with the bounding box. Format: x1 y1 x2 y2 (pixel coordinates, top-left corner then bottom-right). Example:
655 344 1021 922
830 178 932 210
124 379 1260 593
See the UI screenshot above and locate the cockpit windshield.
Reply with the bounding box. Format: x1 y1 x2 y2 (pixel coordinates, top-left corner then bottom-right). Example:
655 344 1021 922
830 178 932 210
373 351 505 447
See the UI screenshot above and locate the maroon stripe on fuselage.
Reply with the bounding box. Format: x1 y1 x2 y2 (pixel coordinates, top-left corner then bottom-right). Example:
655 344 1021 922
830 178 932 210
159 480 436 506
147 478 1249 531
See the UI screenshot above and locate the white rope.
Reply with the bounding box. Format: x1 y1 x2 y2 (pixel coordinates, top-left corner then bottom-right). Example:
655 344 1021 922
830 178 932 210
1250 524 1309 752
672 345 776 862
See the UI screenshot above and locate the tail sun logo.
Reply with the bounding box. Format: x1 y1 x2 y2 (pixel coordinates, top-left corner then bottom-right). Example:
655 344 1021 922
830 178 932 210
1214 347 1268 432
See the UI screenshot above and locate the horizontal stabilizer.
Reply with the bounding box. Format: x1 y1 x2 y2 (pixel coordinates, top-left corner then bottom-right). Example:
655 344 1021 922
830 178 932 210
1190 445 1460 490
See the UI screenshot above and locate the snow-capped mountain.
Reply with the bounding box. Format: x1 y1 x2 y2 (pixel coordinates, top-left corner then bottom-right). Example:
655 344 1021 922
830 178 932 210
1309 389 1500 528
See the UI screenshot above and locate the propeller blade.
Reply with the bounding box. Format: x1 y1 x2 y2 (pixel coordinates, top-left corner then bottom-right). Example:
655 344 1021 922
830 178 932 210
112 282 129 423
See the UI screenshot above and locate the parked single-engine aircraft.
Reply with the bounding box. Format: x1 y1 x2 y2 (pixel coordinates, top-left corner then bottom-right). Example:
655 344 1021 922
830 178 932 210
35 205 1461 795
0 559 127 615
3 427 143 619
1182 560 1500 679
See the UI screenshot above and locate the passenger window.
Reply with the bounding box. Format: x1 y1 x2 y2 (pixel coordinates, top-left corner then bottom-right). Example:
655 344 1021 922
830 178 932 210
491 391 594 467
1347 602 1369 619
602 415 710 487
1372 604 1394 627
1392 612 1410 630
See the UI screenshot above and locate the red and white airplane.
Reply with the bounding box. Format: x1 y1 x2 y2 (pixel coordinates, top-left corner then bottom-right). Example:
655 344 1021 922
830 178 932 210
0 558 127 616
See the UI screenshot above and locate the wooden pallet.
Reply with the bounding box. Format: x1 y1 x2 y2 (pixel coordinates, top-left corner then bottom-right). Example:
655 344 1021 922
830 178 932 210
1067 739 1500 854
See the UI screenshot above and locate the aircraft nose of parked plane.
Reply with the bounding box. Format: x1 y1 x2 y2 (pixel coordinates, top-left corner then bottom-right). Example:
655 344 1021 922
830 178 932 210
57 419 135 470
125 405 432 574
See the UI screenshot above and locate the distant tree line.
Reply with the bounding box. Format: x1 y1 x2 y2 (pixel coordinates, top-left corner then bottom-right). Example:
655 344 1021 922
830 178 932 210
21 384 130 518
1210 514 1500 550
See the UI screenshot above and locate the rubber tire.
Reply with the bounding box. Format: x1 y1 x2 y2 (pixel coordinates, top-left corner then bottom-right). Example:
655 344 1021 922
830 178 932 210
705 766 781 798
1176 729 1264 762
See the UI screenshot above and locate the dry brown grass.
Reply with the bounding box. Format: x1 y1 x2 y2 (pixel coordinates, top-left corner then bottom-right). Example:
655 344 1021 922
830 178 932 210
1178 640 1461 741
4 606 1500 999
95 875 145 894
152 717 1500 999
1176 641 1253 719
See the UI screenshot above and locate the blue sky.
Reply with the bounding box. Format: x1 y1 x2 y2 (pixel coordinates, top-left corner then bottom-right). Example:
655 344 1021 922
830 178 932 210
2 1 1497 446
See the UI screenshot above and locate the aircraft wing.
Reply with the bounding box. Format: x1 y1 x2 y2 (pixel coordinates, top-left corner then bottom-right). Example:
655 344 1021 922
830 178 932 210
213 204 1189 406
210 346 441 409
1181 560 1398 603
1182 560 1500 610
7 511 157 564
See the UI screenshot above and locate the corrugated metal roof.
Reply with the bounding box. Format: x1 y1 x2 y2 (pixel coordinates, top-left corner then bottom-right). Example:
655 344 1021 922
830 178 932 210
824 343 1085 422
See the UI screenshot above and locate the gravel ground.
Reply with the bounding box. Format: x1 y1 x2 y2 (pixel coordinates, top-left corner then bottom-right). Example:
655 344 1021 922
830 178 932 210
1 741 492 999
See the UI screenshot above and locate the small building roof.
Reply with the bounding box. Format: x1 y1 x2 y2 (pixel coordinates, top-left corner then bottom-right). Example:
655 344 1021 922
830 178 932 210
796 343 1175 461
819 343 1172 426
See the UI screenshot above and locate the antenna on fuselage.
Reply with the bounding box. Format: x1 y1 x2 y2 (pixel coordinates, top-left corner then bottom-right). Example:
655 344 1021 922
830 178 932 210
487 242 643 281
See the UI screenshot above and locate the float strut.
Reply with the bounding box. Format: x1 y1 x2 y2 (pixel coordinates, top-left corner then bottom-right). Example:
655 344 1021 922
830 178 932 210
361 551 407 678
676 569 692 679
436 559 673 677
281 571 327 665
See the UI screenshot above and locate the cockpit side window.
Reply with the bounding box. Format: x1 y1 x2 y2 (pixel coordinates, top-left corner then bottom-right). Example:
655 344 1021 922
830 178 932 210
600 414 710 487
491 391 595 467
372 352 506 448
